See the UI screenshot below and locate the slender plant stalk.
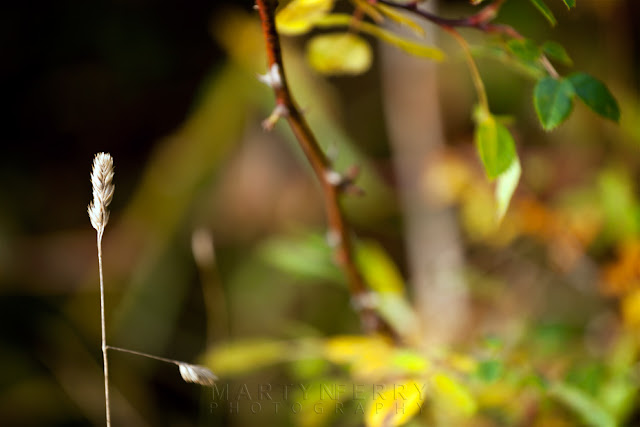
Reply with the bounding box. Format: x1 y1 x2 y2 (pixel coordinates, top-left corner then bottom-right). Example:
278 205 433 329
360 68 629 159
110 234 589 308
88 152 115 427
446 27 489 112
97 232 110 426
376 0 560 77
255 0 389 334
107 345 218 386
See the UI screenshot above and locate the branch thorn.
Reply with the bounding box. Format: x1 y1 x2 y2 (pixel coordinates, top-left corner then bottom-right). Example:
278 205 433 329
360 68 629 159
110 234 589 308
257 63 282 89
262 103 289 131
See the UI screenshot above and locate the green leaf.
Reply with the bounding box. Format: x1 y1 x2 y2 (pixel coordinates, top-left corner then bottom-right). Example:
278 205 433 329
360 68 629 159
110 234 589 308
258 234 343 283
495 158 521 221
474 112 517 179
568 72 620 122
307 33 373 75
316 14 444 61
550 383 617 427
476 359 504 383
542 41 573 66
528 0 557 26
562 0 576 8
534 77 575 130
507 38 541 65
276 0 335 35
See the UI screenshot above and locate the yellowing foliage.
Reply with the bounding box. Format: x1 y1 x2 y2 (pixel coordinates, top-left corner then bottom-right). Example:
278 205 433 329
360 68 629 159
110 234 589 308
365 380 426 427
307 33 373 75
276 0 335 35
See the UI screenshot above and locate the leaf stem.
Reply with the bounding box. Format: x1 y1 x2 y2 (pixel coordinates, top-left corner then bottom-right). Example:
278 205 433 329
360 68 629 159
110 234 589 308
447 28 490 113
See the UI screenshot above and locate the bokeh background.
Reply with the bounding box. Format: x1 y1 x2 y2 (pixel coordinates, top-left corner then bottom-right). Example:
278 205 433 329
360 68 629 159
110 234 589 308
1 0 639 425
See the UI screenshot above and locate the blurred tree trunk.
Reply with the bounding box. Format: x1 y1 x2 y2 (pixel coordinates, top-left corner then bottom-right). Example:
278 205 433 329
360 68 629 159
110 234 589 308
380 2 469 346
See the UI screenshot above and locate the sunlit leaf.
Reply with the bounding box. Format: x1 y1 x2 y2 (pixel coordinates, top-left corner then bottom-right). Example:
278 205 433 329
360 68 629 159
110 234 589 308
568 72 620 122
562 0 576 8
374 3 425 36
366 379 426 427
474 111 517 179
351 0 384 23
356 240 405 294
204 340 289 376
324 335 395 379
542 41 573 66
528 0 557 26
276 0 335 35
316 14 444 61
307 33 373 75
391 350 430 375
534 77 575 130
621 288 640 327
550 383 616 427
324 335 391 365
495 157 521 221
432 373 477 417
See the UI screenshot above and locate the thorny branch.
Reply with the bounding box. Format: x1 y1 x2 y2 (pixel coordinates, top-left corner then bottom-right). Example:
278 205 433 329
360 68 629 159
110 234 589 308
255 0 387 334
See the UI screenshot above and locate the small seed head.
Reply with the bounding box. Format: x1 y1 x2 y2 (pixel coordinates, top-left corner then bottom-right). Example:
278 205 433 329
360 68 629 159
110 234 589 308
178 363 218 386
88 152 115 231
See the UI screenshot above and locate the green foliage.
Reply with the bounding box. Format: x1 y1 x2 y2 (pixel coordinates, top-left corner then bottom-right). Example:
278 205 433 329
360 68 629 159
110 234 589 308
474 111 518 179
533 73 620 130
476 359 504 383
506 38 542 68
542 41 573 66
528 0 557 26
550 383 617 427
568 72 620 122
534 77 575 130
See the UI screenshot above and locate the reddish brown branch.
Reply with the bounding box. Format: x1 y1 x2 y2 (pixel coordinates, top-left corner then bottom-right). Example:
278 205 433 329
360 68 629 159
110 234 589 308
255 0 385 333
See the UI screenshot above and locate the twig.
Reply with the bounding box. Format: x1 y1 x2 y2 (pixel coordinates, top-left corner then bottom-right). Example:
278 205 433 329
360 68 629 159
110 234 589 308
255 0 385 334
376 0 559 77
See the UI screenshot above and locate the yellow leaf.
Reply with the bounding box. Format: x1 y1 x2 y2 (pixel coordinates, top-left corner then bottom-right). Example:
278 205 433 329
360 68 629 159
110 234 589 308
366 380 426 427
316 14 444 61
622 288 640 327
204 339 288 376
351 0 384 23
307 33 373 75
356 240 405 294
431 372 477 417
324 335 395 379
276 0 335 35
375 3 425 36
